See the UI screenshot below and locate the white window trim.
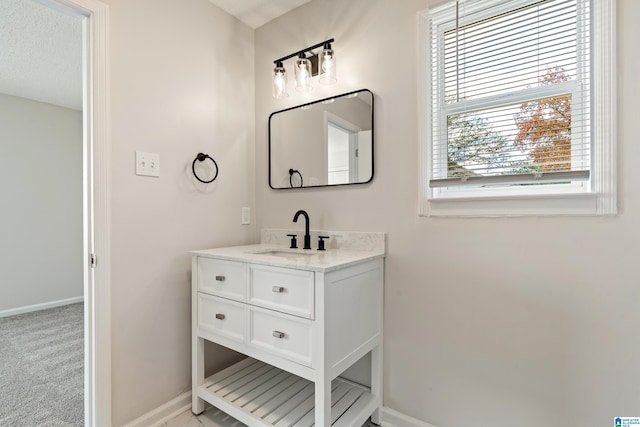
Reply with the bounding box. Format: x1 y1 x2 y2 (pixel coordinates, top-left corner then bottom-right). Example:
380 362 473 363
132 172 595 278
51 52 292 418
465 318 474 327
417 0 617 217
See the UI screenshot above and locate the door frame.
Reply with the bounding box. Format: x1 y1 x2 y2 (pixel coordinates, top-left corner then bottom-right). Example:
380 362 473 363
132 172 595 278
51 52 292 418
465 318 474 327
36 0 111 425
323 111 362 185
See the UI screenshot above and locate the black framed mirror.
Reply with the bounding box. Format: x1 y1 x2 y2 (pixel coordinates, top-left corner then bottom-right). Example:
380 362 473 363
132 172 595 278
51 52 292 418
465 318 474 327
268 89 374 189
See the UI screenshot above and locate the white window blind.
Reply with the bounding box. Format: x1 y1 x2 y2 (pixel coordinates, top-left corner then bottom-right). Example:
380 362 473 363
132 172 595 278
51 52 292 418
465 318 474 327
429 0 591 192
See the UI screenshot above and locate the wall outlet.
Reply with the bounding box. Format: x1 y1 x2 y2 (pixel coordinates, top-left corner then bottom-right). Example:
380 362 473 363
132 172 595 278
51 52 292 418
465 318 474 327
241 207 250 225
135 152 160 177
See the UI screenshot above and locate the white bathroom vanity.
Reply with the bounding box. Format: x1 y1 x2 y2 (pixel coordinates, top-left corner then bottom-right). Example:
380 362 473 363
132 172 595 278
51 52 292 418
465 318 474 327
191 230 385 426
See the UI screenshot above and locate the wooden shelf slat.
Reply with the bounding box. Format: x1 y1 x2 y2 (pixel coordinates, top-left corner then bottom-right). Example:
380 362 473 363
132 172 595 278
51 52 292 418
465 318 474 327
197 358 377 427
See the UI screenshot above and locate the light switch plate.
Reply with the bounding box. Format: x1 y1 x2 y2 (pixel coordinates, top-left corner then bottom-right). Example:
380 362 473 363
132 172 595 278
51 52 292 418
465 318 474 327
241 207 250 225
135 152 160 177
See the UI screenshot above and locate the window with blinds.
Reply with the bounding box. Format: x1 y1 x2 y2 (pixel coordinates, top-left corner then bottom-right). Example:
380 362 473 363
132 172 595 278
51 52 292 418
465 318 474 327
428 0 591 195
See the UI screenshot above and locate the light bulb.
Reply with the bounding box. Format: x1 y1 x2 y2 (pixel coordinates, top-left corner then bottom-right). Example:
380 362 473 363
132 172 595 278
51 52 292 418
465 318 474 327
295 54 312 92
319 42 336 85
272 61 288 99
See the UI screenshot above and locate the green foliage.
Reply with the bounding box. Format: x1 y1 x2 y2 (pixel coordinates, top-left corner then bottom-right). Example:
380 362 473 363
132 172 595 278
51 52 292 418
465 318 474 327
446 112 535 177
447 113 506 177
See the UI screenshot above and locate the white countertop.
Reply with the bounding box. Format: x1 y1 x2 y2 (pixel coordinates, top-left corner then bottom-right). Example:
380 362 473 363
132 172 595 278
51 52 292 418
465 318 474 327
191 243 385 272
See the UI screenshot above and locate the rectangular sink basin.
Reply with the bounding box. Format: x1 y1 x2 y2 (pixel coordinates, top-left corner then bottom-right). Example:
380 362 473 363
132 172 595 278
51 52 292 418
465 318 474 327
251 250 315 258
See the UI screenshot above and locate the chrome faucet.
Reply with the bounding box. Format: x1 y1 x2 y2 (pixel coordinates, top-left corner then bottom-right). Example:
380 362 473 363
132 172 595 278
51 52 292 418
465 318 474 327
293 210 311 249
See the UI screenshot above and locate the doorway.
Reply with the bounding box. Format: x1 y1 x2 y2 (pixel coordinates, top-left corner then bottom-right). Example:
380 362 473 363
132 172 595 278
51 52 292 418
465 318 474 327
0 0 111 425
0 2 83 426
324 112 362 185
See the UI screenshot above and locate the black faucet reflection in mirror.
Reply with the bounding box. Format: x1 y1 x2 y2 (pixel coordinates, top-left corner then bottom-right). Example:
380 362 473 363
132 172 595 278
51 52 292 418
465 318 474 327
292 210 311 250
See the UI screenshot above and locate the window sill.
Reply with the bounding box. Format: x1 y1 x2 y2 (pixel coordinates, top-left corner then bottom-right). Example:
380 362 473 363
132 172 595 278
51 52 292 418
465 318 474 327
420 193 613 217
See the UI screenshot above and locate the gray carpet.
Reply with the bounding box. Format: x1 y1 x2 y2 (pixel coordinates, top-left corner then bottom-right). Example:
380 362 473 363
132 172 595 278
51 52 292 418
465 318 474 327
0 303 84 426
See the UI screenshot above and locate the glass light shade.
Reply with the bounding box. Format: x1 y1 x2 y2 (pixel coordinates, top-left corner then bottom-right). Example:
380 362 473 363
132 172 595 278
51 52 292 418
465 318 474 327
272 63 288 99
294 55 313 92
319 47 336 85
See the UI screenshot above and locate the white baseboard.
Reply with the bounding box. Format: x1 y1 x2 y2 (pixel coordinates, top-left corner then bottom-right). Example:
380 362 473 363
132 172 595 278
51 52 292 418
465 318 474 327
381 407 437 427
123 390 436 427
0 296 84 318
123 391 191 427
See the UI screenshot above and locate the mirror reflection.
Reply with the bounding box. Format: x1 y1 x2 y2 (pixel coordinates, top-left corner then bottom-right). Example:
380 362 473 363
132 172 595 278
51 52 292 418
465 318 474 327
269 89 374 189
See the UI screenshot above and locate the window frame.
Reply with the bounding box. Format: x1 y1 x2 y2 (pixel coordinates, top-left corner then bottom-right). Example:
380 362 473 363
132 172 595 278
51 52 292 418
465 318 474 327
418 0 617 217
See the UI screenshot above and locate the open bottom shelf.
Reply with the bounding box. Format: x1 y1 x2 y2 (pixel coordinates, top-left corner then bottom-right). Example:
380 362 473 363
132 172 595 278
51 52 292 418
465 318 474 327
195 358 378 427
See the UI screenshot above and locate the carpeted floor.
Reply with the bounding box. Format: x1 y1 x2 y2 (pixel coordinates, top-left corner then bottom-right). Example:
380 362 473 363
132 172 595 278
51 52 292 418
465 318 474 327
0 303 84 426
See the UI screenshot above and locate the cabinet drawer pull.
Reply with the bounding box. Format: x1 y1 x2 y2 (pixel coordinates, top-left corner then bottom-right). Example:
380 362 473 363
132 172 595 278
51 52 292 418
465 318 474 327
272 286 285 293
215 314 225 320
215 275 226 281
272 331 285 339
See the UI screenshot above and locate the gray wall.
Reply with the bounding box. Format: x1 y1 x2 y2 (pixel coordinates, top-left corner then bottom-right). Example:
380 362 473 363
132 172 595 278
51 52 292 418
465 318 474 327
255 1 640 427
101 0 256 425
0 93 83 313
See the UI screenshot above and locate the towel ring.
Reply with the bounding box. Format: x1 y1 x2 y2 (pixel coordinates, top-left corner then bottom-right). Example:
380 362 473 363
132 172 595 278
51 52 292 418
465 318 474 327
289 169 303 188
192 153 219 184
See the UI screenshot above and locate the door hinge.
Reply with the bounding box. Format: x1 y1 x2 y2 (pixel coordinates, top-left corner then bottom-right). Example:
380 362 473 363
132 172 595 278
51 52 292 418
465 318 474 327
90 253 97 269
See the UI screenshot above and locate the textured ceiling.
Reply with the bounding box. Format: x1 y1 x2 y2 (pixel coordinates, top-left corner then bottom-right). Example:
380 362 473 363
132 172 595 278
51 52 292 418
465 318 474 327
207 0 311 28
0 0 82 110
0 0 305 111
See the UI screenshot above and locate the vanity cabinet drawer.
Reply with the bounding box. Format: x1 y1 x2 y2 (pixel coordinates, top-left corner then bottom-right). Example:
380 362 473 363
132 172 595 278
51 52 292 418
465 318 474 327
197 258 245 301
249 307 312 367
198 293 245 343
249 265 314 319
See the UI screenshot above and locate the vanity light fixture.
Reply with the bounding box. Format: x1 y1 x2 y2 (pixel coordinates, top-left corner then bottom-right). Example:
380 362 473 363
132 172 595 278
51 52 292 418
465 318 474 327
272 38 336 98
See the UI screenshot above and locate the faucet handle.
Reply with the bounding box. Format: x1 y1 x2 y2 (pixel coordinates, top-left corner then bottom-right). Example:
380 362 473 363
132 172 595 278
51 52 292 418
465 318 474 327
286 234 298 249
317 235 330 251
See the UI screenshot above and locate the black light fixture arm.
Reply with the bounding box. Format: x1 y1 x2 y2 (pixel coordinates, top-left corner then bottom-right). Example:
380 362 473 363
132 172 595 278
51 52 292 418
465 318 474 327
273 38 334 64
